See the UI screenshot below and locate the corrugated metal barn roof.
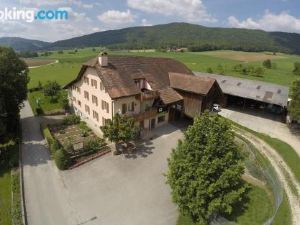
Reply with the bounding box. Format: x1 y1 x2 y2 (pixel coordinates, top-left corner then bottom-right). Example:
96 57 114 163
195 72 289 107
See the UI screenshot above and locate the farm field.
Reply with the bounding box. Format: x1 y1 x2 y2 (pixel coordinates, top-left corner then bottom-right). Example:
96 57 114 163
28 48 300 90
198 50 286 62
23 58 56 67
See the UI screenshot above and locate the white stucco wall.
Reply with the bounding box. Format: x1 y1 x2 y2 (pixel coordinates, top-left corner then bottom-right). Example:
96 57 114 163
69 67 112 131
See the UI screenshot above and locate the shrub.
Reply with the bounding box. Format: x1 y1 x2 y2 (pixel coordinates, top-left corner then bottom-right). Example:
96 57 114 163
54 149 71 170
263 59 272 69
43 81 61 100
206 67 213 73
293 62 300 75
62 114 81 125
84 138 106 153
41 124 55 145
36 107 44 115
49 140 60 155
79 121 91 137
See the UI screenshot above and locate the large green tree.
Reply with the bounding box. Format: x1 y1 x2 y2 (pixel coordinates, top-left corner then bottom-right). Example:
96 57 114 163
100 114 137 153
0 47 29 138
288 79 300 120
167 113 246 224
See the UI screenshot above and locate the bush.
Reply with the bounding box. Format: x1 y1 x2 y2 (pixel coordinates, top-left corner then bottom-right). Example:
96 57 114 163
43 81 61 98
62 114 81 125
206 67 213 73
79 121 91 137
84 138 106 153
41 124 55 145
35 107 44 115
54 149 71 170
293 62 300 75
263 59 272 69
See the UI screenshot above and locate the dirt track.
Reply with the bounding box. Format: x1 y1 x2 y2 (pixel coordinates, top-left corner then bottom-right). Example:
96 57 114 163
235 128 300 225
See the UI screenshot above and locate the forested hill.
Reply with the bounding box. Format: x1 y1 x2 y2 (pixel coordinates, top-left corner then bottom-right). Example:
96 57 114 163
46 23 300 54
2 23 300 54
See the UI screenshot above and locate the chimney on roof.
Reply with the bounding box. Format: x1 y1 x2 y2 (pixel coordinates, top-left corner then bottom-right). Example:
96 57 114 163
98 52 108 67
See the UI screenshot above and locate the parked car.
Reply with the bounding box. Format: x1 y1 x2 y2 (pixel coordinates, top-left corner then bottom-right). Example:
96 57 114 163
212 104 221 112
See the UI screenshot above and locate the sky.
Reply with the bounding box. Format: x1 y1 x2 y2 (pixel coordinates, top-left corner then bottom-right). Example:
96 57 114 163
1 0 300 42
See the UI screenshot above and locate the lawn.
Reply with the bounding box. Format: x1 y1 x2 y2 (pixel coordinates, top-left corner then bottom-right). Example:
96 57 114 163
28 63 81 89
176 185 273 225
28 90 67 115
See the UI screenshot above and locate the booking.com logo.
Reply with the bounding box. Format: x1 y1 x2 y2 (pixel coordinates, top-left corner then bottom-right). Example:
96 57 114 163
0 7 68 22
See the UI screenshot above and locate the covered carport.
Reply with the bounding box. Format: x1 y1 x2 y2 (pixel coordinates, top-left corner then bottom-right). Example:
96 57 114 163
195 73 289 115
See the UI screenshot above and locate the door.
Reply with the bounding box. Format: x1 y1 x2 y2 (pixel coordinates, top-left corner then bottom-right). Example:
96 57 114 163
150 118 156 129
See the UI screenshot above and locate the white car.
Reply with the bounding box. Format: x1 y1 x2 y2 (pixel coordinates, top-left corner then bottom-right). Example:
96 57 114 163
212 104 221 112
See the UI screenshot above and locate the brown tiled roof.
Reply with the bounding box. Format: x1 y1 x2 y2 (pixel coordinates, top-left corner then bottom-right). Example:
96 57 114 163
169 72 216 95
65 56 193 99
159 87 183 105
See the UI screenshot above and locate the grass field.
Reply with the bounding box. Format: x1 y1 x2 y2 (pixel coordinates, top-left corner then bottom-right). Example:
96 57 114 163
199 50 286 62
28 48 300 89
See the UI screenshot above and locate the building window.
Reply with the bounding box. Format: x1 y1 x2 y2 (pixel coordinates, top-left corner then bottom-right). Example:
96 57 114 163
77 100 81 107
128 102 135 112
84 91 89 100
85 105 90 115
84 77 89 85
102 100 109 113
91 79 97 88
102 117 111 126
93 110 99 121
100 81 104 91
122 103 127 114
92 95 98 106
158 115 165 123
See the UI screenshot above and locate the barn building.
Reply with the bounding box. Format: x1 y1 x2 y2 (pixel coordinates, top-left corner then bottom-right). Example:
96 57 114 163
195 72 289 115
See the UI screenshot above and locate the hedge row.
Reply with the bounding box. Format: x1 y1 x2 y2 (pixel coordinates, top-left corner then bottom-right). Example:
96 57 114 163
40 123 71 170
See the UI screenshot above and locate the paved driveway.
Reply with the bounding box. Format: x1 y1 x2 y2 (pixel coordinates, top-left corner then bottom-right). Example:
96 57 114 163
21 101 74 225
21 100 184 225
60 124 183 225
220 108 300 155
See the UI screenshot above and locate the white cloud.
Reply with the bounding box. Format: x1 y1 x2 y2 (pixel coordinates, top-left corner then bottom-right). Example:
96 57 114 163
19 0 70 6
0 6 95 41
141 18 152 26
228 11 300 33
127 0 217 23
98 10 135 26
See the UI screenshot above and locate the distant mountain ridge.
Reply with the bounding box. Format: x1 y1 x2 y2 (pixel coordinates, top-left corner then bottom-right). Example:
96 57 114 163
0 37 49 52
1 23 300 54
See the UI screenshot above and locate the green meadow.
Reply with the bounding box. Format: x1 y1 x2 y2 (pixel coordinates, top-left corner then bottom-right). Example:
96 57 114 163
28 48 300 89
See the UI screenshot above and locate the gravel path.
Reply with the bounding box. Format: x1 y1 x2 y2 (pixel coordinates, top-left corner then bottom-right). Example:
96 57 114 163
235 128 300 225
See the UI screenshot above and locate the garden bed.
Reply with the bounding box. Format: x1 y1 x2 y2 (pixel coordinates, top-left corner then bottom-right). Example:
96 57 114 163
42 115 110 170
